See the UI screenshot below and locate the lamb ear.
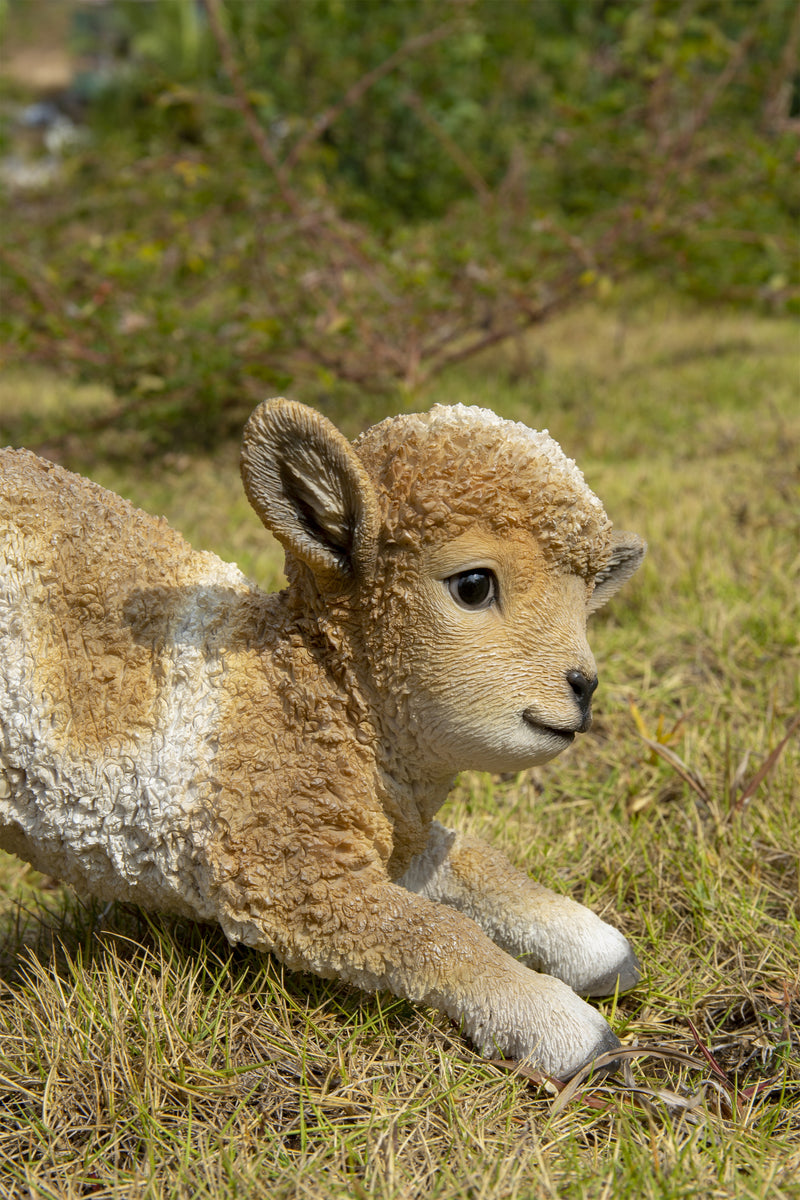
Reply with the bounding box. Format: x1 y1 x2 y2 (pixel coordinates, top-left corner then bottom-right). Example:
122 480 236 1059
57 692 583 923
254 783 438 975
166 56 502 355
240 398 379 581
588 531 646 614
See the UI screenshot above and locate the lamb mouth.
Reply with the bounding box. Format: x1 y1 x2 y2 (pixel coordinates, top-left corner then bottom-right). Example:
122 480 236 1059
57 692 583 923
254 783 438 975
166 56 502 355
522 713 577 742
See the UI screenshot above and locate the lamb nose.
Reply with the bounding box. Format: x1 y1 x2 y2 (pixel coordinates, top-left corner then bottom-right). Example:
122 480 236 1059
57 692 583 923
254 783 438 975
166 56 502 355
566 670 598 719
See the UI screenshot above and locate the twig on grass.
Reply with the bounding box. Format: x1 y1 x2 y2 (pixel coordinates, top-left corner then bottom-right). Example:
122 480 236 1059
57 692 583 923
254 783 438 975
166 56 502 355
630 702 800 819
730 712 800 815
686 1017 784 1119
636 736 711 806
546 1045 708 1117
488 1032 785 1128
486 1045 708 1106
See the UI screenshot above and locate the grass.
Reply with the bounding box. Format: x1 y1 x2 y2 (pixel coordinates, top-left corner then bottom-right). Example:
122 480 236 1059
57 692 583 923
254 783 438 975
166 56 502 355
0 292 798 1198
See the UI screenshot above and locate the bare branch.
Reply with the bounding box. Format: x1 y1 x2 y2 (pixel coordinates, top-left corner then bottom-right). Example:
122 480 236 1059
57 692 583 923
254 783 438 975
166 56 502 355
402 90 492 205
415 284 584 387
763 0 800 131
284 24 459 170
204 0 300 215
670 10 761 160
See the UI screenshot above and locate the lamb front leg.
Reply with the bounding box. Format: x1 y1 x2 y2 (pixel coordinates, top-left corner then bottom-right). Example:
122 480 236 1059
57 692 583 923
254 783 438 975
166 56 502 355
398 822 641 998
237 874 620 1081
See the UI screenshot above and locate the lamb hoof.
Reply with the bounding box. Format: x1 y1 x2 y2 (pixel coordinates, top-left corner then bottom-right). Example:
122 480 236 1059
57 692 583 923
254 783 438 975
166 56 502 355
566 1026 622 1080
581 947 641 998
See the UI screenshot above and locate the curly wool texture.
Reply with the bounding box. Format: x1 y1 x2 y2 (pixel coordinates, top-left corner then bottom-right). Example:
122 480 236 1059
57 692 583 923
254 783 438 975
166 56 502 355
354 405 612 578
0 449 250 916
0 400 645 1079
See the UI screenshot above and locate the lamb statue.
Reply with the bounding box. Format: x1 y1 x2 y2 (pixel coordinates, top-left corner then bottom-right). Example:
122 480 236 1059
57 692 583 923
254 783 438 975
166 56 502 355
0 398 646 1079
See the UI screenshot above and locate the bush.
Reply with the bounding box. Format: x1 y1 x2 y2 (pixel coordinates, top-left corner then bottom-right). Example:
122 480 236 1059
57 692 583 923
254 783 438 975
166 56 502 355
0 0 797 451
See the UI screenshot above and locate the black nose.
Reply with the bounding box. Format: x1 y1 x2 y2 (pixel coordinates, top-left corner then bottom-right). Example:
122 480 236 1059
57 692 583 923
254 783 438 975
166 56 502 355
567 670 598 725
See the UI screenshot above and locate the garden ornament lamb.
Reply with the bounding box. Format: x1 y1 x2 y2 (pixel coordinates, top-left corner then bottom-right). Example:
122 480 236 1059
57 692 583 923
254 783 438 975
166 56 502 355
0 398 646 1079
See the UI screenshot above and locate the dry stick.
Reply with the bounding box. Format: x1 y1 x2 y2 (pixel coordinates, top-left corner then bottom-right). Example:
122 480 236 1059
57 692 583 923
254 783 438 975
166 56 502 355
546 1045 712 1117
731 711 800 814
284 23 459 170
685 1017 734 1086
636 735 711 806
685 1017 782 1114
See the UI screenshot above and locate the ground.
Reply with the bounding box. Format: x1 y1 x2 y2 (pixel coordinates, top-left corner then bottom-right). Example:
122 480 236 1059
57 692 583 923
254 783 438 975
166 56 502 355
0 292 797 1199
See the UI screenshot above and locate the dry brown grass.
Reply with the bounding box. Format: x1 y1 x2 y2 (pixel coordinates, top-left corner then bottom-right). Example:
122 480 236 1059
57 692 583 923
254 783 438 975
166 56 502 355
0 294 797 1198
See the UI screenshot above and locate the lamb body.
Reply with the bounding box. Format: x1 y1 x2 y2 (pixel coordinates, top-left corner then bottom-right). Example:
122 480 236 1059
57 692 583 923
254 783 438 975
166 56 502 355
0 399 645 1078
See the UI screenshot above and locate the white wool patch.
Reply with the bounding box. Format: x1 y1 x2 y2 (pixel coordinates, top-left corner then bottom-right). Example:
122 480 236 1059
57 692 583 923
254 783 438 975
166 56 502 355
420 403 598 503
0 541 246 917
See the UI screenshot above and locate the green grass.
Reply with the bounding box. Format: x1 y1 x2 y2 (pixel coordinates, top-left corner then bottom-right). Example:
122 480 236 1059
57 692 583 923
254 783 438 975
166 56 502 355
0 294 798 1198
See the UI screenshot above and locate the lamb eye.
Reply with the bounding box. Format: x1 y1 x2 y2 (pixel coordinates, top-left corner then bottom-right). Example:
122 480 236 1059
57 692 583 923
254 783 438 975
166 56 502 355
447 569 497 610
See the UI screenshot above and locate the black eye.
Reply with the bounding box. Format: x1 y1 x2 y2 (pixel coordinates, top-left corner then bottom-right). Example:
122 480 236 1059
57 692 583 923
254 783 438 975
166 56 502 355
447 569 497 611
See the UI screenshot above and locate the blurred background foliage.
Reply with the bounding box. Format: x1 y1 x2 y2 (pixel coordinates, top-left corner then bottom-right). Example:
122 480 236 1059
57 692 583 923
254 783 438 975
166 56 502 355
0 0 798 452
